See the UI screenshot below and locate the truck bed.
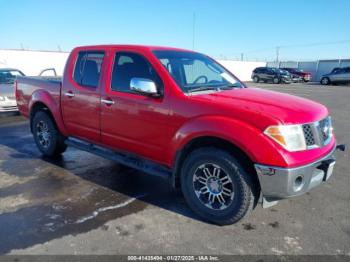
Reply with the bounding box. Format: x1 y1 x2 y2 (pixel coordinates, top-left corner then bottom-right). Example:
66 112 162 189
16 76 62 118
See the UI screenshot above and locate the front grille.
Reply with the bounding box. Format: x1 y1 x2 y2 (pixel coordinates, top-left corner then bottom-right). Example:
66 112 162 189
302 124 315 146
0 106 18 112
7 96 16 101
302 117 332 149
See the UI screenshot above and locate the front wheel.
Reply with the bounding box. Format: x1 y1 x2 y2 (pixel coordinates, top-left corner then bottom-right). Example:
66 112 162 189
253 76 259 83
180 148 257 225
273 77 280 84
32 111 67 157
321 77 330 85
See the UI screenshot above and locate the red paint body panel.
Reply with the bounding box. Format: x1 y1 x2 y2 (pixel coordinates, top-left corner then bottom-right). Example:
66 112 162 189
61 50 103 143
16 44 336 169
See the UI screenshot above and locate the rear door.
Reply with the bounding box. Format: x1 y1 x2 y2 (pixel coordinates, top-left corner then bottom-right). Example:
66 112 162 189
330 68 345 83
61 50 105 142
258 68 266 80
263 68 273 81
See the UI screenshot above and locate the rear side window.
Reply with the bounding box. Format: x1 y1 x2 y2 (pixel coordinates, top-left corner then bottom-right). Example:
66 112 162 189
111 52 162 92
73 51 105 88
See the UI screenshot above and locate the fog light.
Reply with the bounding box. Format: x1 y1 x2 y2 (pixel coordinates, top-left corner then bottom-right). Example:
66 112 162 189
293 176 304 192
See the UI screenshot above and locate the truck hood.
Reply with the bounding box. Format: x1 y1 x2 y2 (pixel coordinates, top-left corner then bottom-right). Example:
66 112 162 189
189 87 328 129
0 83 15 98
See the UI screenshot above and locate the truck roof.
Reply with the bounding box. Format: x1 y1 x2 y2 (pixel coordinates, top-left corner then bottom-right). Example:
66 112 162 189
73 44 192 52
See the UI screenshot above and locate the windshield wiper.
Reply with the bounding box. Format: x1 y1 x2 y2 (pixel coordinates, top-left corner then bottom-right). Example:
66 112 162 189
187 84 241 93
216 84 241 90
187 86 219 93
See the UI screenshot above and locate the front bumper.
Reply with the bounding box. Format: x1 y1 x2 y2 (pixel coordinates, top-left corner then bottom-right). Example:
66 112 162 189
0 99 18 112
255 145 337 199
281 77 292 83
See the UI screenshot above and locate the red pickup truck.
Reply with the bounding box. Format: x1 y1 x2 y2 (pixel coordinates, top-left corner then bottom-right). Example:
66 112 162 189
15 45 344 225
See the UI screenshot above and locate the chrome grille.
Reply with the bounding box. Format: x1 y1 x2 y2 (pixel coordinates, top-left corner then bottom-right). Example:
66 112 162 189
0 106 18 112
7 96 16 101
302 124 315 146
302 117 332 149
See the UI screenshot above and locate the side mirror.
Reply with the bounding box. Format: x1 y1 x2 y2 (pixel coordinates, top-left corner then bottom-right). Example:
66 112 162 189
130 77 160 97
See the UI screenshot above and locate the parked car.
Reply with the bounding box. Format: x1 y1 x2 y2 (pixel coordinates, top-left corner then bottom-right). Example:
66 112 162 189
0 68 25 112
252 67 292 84
331 67 341 74
320 67 350 85
281 68 312 82
283 70 303 83
16 45 344 225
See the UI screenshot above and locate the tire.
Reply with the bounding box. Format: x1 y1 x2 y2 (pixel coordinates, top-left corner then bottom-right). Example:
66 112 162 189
321 77 330 85
253 76 259 83
180 147 257 225
31 111 67 157
273 77 280 84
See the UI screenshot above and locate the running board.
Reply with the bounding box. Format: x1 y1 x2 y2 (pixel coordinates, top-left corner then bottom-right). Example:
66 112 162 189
65 138 171 179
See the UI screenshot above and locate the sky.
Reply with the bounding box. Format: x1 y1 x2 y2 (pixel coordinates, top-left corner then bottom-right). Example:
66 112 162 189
1 0 349 61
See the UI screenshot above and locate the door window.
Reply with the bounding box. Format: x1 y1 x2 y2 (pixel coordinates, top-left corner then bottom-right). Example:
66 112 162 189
73 51 105 88
111 52 162 93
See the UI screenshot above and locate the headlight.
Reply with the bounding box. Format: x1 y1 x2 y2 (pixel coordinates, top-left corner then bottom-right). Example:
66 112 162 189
0 96 5 101
264 125 306 152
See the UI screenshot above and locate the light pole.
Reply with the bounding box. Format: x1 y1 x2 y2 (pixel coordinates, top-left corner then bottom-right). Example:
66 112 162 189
192 12 196 50
276 46 280 63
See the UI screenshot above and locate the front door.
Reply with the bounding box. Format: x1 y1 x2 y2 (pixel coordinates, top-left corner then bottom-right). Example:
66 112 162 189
100 50 170 164
61 50 105 142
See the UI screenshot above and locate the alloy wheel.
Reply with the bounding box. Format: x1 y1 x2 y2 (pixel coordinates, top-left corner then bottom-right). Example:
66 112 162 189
192 163 234 210
36 120 51 149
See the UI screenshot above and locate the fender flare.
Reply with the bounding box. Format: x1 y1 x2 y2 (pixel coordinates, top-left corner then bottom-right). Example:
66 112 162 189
29 89 68 136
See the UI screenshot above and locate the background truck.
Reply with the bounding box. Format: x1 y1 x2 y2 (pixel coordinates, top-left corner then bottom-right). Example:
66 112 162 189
16 45 342 225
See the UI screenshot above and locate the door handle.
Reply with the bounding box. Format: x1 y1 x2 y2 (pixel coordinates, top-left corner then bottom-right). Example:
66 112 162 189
101 98 115 105
65 91 75 98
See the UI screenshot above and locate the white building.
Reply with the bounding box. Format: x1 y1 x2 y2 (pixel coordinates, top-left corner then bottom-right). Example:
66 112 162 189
0 49 70 76
0 48 266 81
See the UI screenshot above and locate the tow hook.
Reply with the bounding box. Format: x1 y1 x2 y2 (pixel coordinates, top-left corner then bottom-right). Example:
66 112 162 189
336 144 347 152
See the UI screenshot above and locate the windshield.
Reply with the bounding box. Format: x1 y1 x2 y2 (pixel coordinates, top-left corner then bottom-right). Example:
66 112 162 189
153 50 243 93
0 70 25 84
276 69 289 75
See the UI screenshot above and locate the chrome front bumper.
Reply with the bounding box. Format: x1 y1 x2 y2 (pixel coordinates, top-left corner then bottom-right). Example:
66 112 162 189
0 100 18 112
255 146 337 199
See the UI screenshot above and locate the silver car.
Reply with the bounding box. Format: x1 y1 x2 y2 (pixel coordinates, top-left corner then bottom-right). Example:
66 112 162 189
0 68 25 112
321 67 350 85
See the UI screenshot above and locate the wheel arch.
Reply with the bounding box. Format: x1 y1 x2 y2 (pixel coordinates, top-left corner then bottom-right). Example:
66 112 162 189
29 94 68 136
171 136 260 193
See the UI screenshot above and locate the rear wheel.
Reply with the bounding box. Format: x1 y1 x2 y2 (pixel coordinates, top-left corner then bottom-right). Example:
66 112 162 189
180 147 257 225
32 111 67 157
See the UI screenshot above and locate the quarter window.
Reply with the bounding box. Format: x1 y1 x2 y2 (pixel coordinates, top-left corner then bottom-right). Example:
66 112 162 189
73 51 104 88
